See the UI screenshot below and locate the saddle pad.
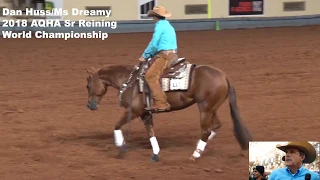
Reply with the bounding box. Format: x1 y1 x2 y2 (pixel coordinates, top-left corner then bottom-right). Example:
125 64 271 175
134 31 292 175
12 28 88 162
139 63 194 92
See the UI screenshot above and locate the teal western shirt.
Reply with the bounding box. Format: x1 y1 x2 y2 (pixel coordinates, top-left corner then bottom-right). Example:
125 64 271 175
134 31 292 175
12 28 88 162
142 19 177 59
268 166 319 180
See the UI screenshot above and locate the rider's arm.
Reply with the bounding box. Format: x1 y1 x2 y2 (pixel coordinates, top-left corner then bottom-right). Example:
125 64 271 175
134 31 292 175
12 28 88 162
142 23 163 59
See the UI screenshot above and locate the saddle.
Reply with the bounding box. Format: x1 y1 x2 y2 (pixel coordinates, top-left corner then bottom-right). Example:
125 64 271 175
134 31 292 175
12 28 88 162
142 55 188 79
135 54 196 113
118 55 194 112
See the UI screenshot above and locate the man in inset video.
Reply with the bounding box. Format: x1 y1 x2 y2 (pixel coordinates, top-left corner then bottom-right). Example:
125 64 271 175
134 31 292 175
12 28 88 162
268 141 319 180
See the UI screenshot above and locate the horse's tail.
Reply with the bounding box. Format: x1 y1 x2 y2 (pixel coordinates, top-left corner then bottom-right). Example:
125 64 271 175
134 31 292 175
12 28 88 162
226 78 253 150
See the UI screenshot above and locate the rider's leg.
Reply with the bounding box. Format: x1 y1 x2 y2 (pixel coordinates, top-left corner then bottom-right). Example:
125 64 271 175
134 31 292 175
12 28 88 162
144 54 170 111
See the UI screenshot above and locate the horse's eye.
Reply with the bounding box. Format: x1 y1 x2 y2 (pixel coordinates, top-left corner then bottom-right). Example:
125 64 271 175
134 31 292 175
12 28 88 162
86 85 89 89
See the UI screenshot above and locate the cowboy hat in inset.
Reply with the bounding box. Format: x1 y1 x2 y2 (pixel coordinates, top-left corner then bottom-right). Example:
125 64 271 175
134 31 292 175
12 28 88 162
147 6 171 18
277 141 316 163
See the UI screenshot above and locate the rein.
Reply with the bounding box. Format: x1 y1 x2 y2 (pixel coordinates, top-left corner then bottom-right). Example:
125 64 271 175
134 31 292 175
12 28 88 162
118 62 145 142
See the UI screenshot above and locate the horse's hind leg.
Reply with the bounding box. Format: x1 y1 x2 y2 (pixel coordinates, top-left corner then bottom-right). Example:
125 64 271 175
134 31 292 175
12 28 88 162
189 111 214 161
141 112 160 162
211 113 222 131
202 113 222 143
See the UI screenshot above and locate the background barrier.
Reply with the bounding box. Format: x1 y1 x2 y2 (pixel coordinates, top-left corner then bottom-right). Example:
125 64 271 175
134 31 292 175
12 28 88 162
1 15 320 35
0 0 314 20
0 0 320 35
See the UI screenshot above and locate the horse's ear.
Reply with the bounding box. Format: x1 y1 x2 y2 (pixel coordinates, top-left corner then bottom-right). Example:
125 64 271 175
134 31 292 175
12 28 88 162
86 67 96 74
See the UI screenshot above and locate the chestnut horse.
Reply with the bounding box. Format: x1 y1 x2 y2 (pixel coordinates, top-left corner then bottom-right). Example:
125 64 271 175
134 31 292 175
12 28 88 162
85 61 253 162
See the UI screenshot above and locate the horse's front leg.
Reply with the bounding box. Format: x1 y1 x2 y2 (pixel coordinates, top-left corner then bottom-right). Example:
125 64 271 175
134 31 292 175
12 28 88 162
114 110 138 158
141 112 160 162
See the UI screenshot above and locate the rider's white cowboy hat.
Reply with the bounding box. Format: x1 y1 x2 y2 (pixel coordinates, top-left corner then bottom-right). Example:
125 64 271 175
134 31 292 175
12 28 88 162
276 141 317 163
147 6 171 18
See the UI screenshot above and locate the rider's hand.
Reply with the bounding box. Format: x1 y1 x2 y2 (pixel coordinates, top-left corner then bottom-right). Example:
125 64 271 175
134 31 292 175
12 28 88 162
139 57 146 62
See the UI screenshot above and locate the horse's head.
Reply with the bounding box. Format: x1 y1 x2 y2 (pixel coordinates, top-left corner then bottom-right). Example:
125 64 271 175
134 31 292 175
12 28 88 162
86 67 107 110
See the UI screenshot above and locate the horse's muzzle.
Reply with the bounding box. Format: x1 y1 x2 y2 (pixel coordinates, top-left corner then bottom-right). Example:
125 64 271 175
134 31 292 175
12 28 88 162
87 101 98 110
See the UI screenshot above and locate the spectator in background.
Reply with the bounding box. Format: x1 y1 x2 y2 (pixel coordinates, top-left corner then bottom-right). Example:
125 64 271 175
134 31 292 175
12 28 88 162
253 166 267 180
249 167 255 180
268 141 319 180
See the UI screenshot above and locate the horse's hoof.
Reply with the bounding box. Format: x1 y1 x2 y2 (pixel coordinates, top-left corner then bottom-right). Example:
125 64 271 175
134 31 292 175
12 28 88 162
115 146 127 159
116 149 126 159
150 154 160 162
189 156 198 162
119 145 127 153
115 151 126 159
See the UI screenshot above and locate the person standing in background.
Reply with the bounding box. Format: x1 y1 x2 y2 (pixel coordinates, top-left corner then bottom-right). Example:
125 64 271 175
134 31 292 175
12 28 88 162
253 166 267 180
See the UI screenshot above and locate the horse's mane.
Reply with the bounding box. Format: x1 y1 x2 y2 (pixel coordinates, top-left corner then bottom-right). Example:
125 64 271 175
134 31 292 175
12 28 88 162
98 64 134 77
96 64 136 89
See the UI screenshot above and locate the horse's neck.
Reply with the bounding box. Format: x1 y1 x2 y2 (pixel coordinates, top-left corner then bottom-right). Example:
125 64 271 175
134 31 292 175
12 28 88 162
99 65 133 90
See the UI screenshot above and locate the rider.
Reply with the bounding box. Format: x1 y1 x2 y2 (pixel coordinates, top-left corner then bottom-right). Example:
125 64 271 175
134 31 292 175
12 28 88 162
139 5 177 112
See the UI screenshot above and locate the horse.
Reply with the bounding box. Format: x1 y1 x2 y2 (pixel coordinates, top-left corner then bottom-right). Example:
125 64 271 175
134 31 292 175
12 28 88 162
85 57 253 162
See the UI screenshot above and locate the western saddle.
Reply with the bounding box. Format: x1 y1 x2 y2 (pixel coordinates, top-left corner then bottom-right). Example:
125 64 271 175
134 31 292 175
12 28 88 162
142 56 188 79
139 56 188 113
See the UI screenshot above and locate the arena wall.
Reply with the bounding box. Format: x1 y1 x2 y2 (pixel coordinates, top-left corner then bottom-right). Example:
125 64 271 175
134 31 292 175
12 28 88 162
61 0 210 21
0 0 320 35
0 0 12 21
62 0 137 21
263 0 320 17
2 0 320 21
61 0 320 20
211 0 320 18
60 0 320 20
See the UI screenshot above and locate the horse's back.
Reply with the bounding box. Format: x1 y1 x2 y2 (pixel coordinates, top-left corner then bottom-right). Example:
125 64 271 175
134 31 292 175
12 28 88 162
193 64 229 91
193 64 227 80
183 64 229 107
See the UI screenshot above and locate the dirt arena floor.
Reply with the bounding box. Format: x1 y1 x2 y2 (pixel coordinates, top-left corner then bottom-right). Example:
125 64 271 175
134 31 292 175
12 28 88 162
1 25 320 180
